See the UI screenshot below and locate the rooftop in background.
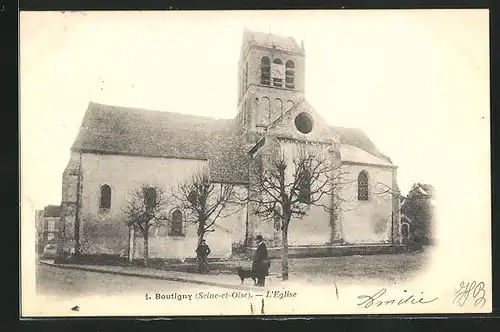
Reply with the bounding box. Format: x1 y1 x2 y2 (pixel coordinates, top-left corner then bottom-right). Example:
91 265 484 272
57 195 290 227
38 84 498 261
43 205 61 217
407 183 435 198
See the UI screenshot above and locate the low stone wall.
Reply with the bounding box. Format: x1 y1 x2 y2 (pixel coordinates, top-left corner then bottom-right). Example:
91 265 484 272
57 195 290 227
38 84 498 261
245 244 406 259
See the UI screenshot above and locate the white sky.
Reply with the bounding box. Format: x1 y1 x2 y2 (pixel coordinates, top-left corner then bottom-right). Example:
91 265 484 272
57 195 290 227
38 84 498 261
20 9 490 211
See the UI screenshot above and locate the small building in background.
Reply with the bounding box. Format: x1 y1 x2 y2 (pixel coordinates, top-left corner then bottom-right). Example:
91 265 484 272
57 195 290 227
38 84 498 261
35 209 45 255
400 183 436 247
36 205 62 258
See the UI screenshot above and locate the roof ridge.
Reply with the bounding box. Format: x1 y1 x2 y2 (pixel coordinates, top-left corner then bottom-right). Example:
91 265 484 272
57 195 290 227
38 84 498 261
72 102 250 184
87 101 234 122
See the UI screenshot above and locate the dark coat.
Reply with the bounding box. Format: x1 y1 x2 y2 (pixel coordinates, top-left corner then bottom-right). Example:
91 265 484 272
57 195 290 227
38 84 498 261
252 242 270 275
196 244 211 258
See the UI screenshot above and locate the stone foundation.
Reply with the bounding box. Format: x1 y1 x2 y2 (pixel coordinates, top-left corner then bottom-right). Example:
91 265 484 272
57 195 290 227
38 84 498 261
245 243 406 259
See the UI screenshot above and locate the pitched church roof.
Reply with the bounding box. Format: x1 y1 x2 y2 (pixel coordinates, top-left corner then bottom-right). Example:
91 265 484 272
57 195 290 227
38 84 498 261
330 126 393 164
338 144 393 166
72 102 393 184
72 102 251 184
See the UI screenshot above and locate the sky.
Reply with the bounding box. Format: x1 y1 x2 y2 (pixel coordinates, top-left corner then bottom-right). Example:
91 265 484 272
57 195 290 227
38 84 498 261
20 9 490 211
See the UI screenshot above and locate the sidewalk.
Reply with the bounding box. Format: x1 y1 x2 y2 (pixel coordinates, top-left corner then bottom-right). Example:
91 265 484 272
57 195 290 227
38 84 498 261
38 259 284 292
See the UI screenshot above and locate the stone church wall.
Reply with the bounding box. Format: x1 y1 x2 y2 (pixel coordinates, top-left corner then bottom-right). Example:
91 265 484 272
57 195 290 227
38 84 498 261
59 152 81 253
247 138 335 247
280 140 334 246
338 164 396 244
77 153 246 259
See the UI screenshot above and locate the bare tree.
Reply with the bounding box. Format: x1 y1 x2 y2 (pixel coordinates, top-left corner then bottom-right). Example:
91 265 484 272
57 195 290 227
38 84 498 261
171 171 242 248
373 181 406 246
373 181 402 199
249 149 352 281
123 185 169 266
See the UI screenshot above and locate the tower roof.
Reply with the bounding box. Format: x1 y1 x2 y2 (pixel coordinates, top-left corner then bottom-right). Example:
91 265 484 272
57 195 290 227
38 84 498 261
243 29 303 53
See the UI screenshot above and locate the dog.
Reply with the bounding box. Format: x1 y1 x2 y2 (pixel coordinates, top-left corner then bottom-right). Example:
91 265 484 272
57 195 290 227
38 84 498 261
237 266 257 285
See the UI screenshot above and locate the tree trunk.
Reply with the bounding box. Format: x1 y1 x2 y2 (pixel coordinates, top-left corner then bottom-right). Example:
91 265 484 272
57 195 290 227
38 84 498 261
143 232 149 267
197 220 205 273
281 227 289 281
128 228 135 264
197 232 205 246
197 219 205 246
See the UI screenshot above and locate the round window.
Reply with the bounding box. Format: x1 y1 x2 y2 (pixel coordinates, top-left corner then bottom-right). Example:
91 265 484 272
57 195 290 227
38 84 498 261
294 112 314 134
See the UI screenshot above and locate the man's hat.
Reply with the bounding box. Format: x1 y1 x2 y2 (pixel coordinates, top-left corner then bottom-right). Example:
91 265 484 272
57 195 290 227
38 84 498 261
255 235 263 241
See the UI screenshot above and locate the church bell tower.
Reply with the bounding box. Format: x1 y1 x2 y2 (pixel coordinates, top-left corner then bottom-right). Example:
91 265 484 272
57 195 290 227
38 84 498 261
235 28 306 143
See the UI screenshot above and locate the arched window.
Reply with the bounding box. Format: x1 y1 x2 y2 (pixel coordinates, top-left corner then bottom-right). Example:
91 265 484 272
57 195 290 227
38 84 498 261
169 209 184 236
99 184 111 209
272 58 283 87
286 60 295 89
260 57 271 85
401 222 410 241
358 171 369 201
271 98 283 123
298 169 312 204
257 97 271 126
144 187 157 211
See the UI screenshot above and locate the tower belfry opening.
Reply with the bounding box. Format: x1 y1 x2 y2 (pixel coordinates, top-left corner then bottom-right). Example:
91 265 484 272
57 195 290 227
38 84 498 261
236 29 306 139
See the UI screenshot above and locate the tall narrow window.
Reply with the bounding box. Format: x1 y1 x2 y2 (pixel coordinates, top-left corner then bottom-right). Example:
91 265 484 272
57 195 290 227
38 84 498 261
243 101 247 126
144 187 157 211
100 184 111 209
401 223 410 241
272 58 284 87
271 98 283 123
298 169 312 204
358 171 369 201
188 190 198 206
286 60 295 89
170 209 184 236
260 57 271 85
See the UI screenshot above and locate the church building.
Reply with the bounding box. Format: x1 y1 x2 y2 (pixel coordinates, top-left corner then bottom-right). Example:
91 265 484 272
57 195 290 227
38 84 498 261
59 29 402 260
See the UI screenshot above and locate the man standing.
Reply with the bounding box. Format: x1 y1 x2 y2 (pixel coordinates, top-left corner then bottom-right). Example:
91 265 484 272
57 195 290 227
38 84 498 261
252 235 270 286
196 239 211 274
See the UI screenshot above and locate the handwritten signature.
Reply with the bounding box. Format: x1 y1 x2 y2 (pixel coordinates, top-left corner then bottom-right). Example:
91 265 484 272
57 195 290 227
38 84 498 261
357 288 438 308
453 281 486 308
